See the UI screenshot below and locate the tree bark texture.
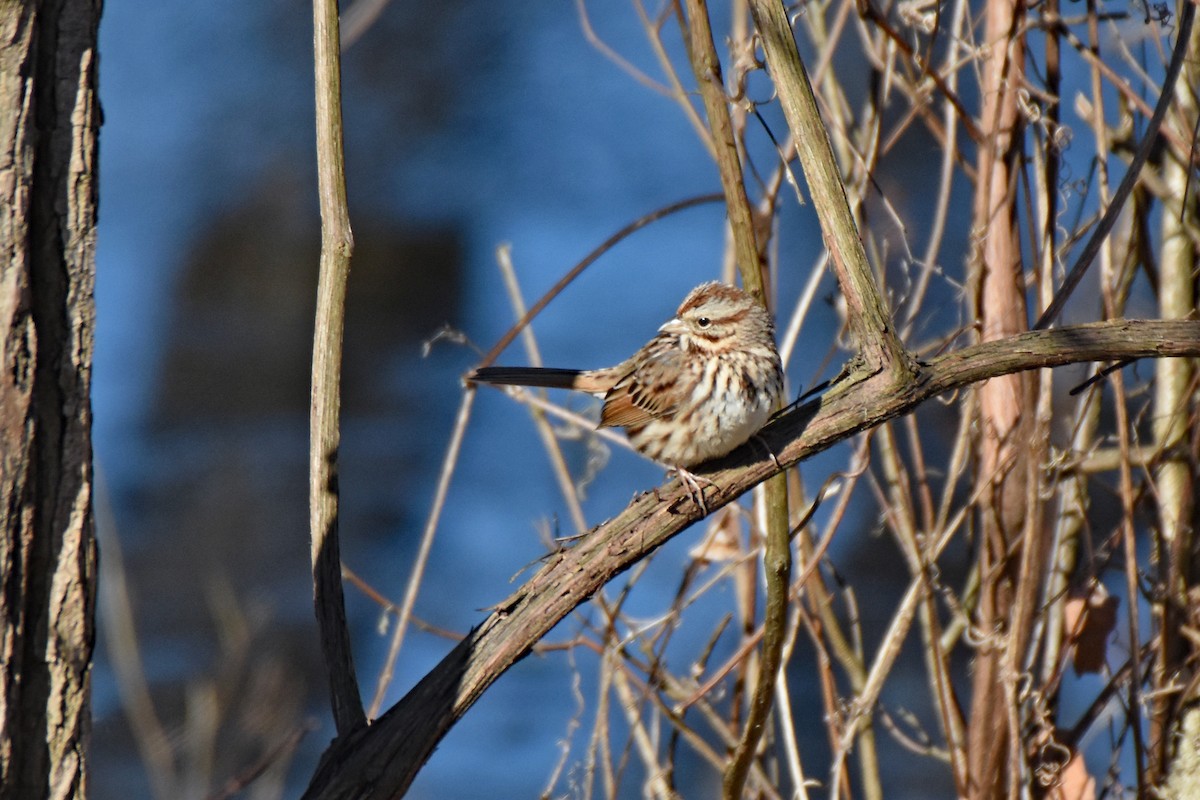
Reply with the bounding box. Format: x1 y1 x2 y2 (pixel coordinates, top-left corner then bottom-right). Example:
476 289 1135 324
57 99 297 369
0 2 101 798
966 0 1031 794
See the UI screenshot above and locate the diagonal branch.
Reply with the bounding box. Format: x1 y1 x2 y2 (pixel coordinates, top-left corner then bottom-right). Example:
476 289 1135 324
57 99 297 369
303 318 1200 799
747 0 914 378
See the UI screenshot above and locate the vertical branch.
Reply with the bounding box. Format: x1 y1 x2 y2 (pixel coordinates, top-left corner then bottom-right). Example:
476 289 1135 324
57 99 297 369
965 0 1030 795
681 0 765 293
1041 392 1099 682
738 2 918 795
723 473 791 799
905 0 970 332
1083 0 1114 316
1031 0 1066 688
1110 368 1147 792
1085 3 1147 788
875 422 965 793
310 0 366 734
1152 11 1200 780
676 3 792 795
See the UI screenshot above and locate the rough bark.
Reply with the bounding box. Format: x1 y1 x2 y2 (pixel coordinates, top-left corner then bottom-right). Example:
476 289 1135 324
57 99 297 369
0 1 102 798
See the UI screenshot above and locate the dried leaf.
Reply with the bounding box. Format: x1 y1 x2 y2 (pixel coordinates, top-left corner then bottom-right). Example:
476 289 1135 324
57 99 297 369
1035 731 1096 800
1063 584 1119 675
1051 748 1096 800
689 508 742 564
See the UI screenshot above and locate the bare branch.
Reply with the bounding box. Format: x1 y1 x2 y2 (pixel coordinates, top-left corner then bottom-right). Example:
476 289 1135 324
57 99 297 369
310 0 365 735
303 319 1200 799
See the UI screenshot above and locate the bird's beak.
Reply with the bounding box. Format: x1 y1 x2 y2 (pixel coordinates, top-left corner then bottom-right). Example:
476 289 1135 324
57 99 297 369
658 317 687 335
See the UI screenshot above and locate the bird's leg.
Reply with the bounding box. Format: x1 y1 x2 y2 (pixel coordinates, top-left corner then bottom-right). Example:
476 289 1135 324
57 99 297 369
672 466 717 515
751 434 783 472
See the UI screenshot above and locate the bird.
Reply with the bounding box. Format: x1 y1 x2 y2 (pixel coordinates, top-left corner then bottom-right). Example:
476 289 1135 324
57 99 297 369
468 281 784 512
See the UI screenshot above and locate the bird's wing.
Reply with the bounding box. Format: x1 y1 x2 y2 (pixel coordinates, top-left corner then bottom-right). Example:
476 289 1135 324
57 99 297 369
599 346 690 428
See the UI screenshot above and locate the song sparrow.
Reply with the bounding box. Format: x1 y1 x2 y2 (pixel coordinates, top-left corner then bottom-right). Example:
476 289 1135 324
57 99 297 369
469 282 784 508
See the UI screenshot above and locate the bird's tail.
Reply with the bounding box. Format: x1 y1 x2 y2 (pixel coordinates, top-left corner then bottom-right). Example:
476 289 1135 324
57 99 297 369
468 366 586 390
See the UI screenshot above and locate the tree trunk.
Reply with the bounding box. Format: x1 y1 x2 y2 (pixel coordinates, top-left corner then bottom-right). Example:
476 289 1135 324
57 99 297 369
0 2 102 798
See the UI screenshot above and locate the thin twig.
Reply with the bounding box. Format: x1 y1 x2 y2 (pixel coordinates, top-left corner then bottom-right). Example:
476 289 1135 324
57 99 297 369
205 721 318 800
497 245 589 534
478 194 723 368
366 389 477 718
95 484 179 799
680 0 764 287
1034 0 1196 329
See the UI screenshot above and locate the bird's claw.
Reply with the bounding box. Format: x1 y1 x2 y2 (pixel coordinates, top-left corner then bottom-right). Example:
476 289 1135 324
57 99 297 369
673 467 717 515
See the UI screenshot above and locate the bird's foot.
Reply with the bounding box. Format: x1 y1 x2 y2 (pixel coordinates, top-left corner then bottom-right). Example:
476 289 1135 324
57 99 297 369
672 466 717 515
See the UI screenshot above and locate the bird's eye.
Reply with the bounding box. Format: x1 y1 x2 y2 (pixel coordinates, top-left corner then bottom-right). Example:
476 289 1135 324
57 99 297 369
696 317 711 328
